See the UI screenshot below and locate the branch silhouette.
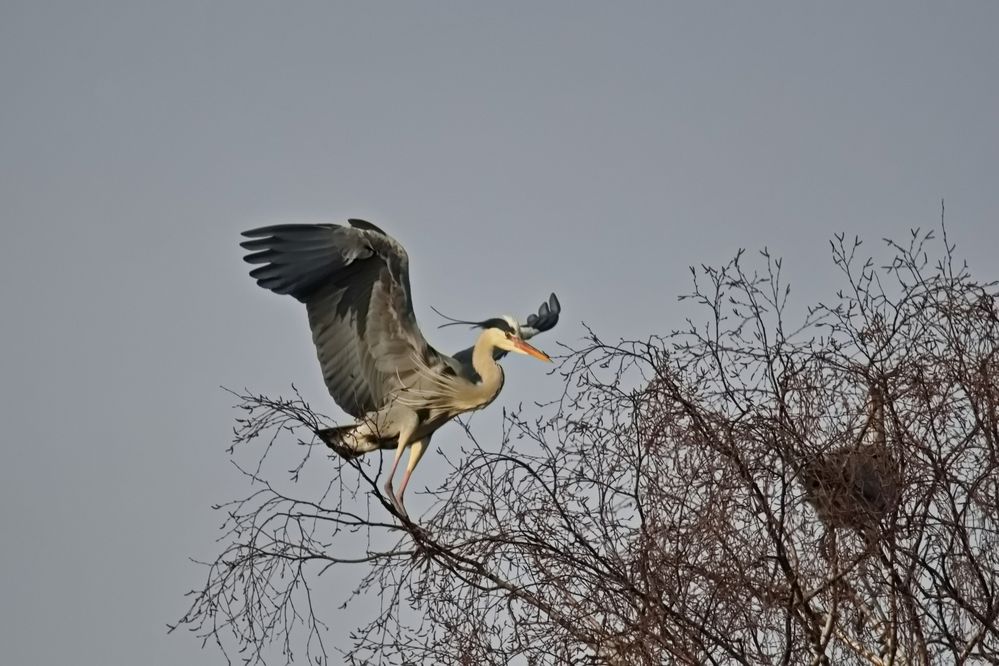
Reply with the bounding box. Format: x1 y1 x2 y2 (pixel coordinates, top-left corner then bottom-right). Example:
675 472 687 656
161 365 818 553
175 221 999 665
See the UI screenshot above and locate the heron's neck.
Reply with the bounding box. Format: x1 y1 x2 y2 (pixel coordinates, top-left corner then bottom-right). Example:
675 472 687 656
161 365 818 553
471 331 504 390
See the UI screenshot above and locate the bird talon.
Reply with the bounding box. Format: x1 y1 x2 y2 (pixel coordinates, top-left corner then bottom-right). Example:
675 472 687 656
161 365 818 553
383 483 403 513
393 491 411 519
384 486 409 519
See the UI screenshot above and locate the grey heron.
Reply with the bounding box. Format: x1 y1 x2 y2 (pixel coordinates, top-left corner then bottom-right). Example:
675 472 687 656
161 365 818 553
240 219 560 517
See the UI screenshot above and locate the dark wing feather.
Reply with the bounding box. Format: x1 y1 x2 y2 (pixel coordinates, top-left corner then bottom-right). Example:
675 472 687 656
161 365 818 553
242 223 375 301
451 293 561 371
241 220 447 418
522 293 561 339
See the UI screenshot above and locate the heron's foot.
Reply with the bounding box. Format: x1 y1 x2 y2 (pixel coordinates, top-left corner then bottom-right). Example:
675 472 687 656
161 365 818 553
409 528 433 560
393 495 411 521
383 481 409 519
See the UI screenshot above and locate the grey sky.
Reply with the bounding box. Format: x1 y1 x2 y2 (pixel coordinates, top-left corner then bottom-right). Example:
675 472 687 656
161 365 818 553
1 2 997 664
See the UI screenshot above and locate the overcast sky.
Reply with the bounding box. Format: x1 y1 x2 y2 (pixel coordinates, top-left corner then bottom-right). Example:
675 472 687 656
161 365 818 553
2 2 997 664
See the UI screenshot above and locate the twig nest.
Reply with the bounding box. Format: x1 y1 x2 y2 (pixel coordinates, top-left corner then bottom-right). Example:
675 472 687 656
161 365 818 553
800 446 900 534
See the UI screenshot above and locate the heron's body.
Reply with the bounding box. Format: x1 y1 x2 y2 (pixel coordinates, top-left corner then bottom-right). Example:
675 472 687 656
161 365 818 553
241 219 558 516
322 328 507 455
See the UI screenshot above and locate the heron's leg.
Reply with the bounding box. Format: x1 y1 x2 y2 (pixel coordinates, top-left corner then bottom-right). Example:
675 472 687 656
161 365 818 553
383 413 418 517
396 437 432 510
384 438 408 512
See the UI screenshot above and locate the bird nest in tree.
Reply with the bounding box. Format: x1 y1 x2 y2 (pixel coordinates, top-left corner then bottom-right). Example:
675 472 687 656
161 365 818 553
800 446 900 536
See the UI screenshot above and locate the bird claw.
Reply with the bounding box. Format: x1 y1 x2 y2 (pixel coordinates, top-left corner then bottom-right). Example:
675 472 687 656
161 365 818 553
385 488 410 520
394 499 410 521
410 529 432 559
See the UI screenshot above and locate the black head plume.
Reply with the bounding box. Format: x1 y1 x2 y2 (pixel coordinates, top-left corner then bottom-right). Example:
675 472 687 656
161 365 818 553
477 317 517 334
431 307 518 334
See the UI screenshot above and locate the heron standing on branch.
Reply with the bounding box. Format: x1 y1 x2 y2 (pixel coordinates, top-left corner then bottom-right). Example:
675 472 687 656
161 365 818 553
240 219 560 517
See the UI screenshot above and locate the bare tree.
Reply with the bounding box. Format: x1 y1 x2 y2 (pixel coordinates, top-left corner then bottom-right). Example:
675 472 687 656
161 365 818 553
174 218 999 665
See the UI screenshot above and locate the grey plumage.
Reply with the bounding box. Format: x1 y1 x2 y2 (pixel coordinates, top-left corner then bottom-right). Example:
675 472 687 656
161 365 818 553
241 220 559 517
243 220 444 418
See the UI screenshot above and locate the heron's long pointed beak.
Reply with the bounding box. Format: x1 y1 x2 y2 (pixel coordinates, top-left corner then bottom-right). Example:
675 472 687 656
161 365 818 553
514 337 552 362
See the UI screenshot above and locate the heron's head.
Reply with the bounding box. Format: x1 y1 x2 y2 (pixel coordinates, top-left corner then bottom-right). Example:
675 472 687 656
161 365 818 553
481 316 551 362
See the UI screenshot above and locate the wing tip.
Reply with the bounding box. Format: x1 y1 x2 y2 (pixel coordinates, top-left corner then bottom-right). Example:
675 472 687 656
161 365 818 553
347 218 388 235
240 226 274 239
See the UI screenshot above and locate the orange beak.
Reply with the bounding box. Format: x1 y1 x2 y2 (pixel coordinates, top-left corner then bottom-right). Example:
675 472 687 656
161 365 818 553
514 337 552 362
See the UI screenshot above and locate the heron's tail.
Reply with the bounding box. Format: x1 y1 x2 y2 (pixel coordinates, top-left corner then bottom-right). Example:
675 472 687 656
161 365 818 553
316 425 380 458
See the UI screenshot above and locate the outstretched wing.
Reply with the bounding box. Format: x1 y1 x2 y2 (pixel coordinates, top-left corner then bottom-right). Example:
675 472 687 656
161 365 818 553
451 293 561 367
241 220 451 418
520 293 561 340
